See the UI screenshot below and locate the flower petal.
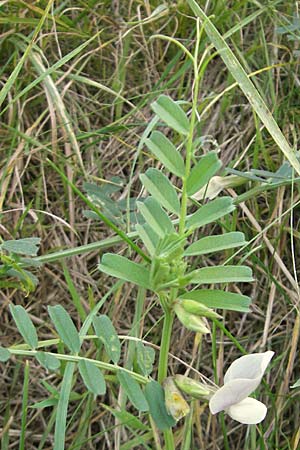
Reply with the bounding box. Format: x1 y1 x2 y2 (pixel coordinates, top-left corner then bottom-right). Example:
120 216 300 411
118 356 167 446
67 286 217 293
224 351 274 384
209 378 260 414
227 397 267 424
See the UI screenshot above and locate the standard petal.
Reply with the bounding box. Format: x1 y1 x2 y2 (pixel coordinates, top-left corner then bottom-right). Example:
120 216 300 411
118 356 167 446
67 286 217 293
226 397 267 424
209 378 261 414
224 351 274 384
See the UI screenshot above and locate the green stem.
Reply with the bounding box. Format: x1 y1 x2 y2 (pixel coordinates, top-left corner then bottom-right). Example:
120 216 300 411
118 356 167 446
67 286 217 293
157 306 174 384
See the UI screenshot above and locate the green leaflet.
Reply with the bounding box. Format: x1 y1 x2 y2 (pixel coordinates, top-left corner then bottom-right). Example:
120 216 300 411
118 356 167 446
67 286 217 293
140 168 180 214
186 197 235 230
151 94 190 135
98 253 150 289
144 380 176 430
117 371 149 412
78 360 106 395
48 305 81 354
184 232 247 256
35 352 61 370
145 131 185 177
9 304 38 349
136 341 155 376
1 237 41 256
179 289 251 312
93 314 121 364
135 223 159 256
137 197 174 238
189 265 254 285
0 346 11 362
187 152 222 196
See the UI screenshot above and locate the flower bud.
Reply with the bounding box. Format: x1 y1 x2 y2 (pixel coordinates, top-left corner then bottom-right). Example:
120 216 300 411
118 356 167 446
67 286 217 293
181 299 221 319
163 377 190 421
174 375 214 399
174 303 210 333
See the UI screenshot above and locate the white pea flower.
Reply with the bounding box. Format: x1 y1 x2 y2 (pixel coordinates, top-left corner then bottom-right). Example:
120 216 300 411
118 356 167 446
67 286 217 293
209 351 274 424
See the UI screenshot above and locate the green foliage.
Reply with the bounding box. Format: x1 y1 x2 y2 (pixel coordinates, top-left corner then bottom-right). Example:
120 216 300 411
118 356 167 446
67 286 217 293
35 352 61 371
117 371 149 412
78 360 106 396
137 197 174 238
9 304 38 349
48 305 81 354
93 314 121 364
145 131 185 177
186 152 222 196
0 346 11 362
151 95 190 135
144 381 176 430
98 254 150 289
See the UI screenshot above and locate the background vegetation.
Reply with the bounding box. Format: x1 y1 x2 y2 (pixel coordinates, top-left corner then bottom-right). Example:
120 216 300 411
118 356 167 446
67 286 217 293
0 0 299 449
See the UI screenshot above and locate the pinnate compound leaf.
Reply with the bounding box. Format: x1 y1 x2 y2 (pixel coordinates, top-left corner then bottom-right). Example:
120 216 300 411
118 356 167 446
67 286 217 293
186 197 235 230
48 305 81 353
144 380 176 430
35 352 61 370
184 232 247 256
189 265 254 285
117 371 149 412
137 197 174 239
140 168 180 214
9 304 38 349
93 314 121 364
187 152 222 196
145 131 185 177
151 95 189 135
179 289 251 312
98 253 150 289
2 237 41 256
0 346 11 362
78 360 106 395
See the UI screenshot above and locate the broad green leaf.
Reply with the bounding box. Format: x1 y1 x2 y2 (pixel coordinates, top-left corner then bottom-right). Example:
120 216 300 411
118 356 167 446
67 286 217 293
9 304 38 349
102 405 148 431
35 352 61 370
135 223 159 256
144 380 176 430
98 253 150 289
140 168 180 214
186 197 235 229
189 265 254 285
151 95 190 135
179 289 251 312
0 346 11 362
137 197 174 239
93 314 121 364
2 238 41 256
184 232 247 256
117 371 149 412
136 341 155 376
145 131 185 177
78 360 106 395
187 152 222 196
48 305 81 354
187 0 300 176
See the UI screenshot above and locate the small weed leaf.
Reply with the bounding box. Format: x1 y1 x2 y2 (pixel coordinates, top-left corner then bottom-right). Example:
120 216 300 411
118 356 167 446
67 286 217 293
2 237 41 256
179 290 251 313
98 253 151 289
151 95 190 135
48 305 81 354
9 304 38 349
78 360 106 396
35 352 61 371
137 197 174 238
0 346 11 362
93 314 121 364
144 380 176 430
145 131 185 177
136 341 155 376
186 197 235 230
189 265 254 285
140 168 180 215
117 371 149 412
187 152 222 196
184 232 247 256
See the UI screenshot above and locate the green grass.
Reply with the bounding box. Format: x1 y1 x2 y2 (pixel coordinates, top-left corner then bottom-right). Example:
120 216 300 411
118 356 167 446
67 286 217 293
1 1 300 449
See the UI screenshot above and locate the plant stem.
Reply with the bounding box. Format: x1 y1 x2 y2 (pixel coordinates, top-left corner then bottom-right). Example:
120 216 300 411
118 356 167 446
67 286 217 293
157 305 174 384
179 20 201 235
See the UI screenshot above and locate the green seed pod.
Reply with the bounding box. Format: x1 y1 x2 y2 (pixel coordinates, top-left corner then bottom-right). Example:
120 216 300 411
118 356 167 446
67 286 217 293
174 303 210 334
174 374 213 399
181 299 221 319
163 377 190 421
